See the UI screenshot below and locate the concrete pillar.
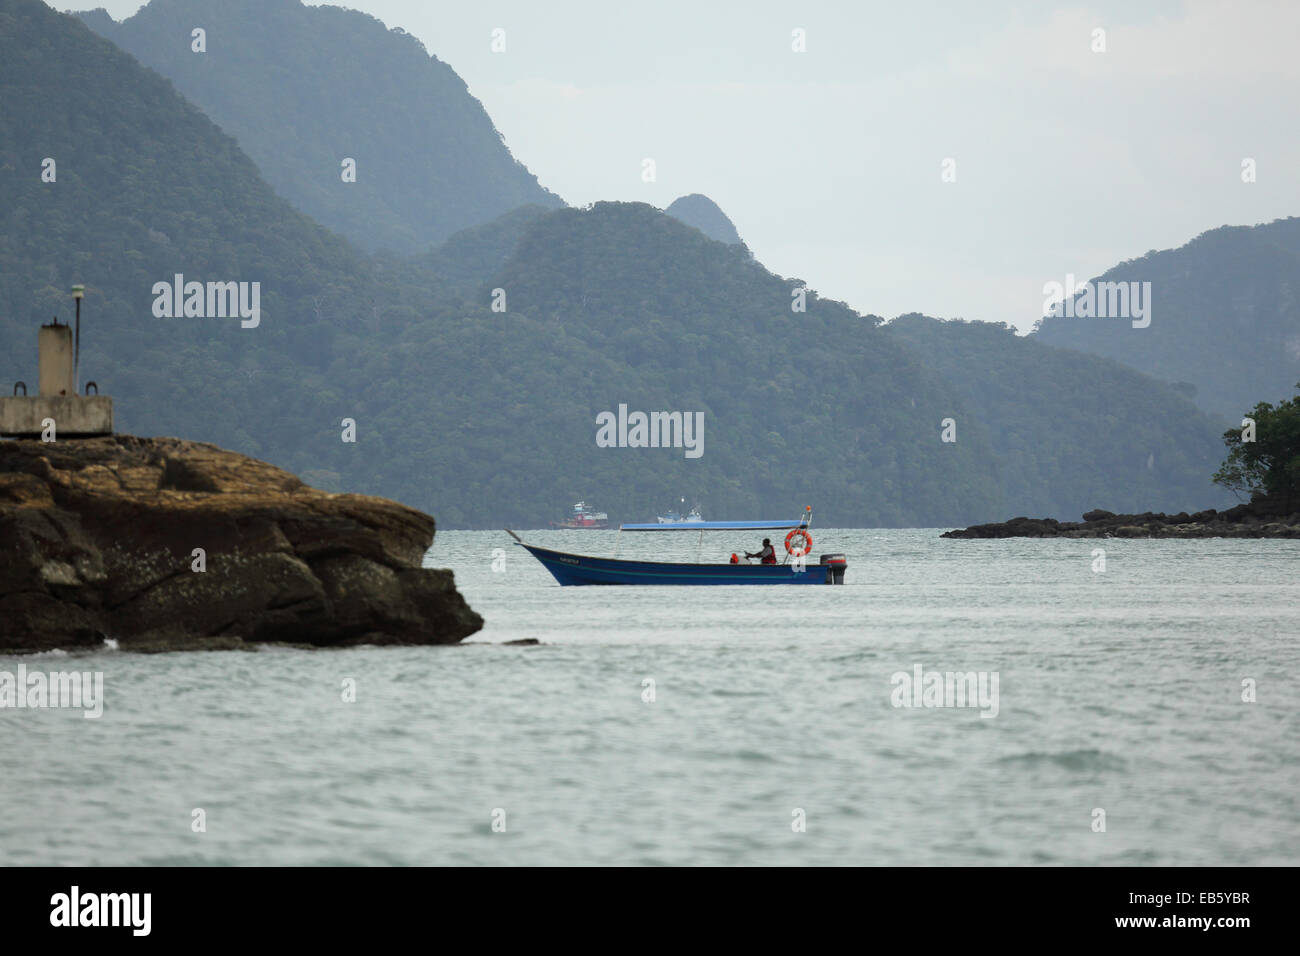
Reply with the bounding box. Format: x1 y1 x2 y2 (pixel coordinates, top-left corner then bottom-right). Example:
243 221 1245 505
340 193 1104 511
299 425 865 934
38 324 75 397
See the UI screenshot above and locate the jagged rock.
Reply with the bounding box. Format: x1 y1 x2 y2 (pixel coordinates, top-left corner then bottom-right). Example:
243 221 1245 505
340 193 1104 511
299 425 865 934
663 194 742 245
0 435 482 652
943 494 1300 539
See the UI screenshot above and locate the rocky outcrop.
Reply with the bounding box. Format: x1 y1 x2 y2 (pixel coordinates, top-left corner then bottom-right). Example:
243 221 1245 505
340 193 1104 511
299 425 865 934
942 497 1300 539
664 194 743 245
1 435 482 652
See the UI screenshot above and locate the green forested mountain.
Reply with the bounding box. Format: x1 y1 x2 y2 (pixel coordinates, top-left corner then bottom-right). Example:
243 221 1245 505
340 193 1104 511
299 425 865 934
419 204 553 301
1 0 376 445
392 201 1007 527
76 0 563 253
664 194 742 245
1 0 1235 528
1033 218 1300 421
883 315 1232 518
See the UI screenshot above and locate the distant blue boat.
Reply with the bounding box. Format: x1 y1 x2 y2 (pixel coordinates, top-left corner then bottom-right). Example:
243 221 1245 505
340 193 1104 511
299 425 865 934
507 512 847 586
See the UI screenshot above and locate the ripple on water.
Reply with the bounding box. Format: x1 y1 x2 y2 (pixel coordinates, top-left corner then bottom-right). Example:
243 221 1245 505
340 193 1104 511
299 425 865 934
996 749 1128 773
3 529 1298 865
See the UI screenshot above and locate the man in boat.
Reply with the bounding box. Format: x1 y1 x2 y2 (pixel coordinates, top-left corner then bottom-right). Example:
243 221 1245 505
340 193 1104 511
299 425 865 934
745 538 778 565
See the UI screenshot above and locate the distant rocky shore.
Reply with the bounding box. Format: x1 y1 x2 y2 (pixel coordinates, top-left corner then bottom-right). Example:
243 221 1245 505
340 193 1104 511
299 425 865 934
943 496 1300 539
1 436 482 652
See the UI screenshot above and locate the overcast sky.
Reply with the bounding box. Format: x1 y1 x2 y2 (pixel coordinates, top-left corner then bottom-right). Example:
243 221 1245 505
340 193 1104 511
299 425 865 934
77 0 1300 331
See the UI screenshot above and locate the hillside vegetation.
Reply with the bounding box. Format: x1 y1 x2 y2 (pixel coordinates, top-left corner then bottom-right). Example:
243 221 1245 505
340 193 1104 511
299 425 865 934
78 0 563 252
884 315 1231 518
2 0 1234 527
1033 218 1300 421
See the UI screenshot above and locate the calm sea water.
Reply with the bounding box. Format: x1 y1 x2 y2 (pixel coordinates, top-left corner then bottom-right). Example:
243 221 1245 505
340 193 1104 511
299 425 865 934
4 529 1298 866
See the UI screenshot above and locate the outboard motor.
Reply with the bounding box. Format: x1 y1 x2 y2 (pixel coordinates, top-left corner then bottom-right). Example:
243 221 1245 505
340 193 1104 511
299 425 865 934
820 553 847 584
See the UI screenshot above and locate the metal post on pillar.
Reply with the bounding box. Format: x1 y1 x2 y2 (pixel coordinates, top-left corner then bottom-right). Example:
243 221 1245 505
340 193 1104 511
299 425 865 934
72 284 84 393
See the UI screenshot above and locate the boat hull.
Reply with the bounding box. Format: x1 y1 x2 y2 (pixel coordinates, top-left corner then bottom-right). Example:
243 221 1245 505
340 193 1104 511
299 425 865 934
519 543 843 586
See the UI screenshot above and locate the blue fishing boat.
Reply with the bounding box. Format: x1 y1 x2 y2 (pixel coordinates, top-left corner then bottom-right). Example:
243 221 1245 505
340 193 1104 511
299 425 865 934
507 510 847 586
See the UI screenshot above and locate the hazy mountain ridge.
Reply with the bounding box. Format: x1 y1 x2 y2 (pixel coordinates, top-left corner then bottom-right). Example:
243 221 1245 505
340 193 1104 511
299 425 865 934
664 193 742 245
2 0 993 526
75 0 564 253
1033 216 1300 420
420 203 554 300
0 0 1243 527
884 315 1232 518
360 199 1011 527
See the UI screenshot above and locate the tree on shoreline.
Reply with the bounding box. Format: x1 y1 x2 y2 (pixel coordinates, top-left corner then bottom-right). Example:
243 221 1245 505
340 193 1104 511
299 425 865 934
1213 383 1300 503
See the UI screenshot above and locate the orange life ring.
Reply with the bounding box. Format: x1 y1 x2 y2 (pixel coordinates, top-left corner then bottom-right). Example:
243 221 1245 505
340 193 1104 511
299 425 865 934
785 528 812 555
